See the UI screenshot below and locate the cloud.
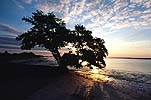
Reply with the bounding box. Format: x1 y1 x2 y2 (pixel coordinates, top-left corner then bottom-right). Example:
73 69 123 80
34 0 151 32
23 0 33 4
0 44 19 49
0 36 20 50
0 37 19 44
12 0 24 9
0 23 21 37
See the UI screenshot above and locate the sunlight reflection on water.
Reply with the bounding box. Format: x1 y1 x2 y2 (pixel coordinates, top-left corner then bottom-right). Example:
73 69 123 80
76 66 112 83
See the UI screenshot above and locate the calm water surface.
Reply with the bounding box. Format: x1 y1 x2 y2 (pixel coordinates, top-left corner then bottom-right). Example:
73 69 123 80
106 58 151 74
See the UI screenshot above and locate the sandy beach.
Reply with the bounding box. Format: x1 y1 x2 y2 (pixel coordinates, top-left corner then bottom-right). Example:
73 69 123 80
1 61 151 100
0 65 114 100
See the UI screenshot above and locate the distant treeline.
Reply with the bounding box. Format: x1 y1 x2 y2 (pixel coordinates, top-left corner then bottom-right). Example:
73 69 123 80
0 51 42 62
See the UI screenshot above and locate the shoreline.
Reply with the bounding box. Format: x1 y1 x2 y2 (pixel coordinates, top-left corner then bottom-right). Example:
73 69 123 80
108 57 151 60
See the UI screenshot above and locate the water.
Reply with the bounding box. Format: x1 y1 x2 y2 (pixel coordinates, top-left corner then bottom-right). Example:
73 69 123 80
103 58 151 87
106 58 151 74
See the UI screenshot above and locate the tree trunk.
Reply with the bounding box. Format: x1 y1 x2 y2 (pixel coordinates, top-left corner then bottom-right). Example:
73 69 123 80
51 49 68 72
52 51 61 65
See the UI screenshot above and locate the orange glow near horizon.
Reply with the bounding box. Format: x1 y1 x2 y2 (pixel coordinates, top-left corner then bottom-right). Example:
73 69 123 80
105 40 151 58
107 48 151 58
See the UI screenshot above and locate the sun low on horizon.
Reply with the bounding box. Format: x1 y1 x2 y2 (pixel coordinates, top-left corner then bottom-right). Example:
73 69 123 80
0 0 151 58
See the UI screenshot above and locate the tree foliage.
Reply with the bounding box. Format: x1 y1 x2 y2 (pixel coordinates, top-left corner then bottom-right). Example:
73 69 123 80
16 10 108 70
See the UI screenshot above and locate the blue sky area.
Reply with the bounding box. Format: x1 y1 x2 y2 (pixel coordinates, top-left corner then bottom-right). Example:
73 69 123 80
0 0 151 57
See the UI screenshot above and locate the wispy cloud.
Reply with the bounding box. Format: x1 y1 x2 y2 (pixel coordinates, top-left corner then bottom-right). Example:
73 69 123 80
23 0 33 4
12 0 24 9
0 36 20 50
0 44 19 49
0 23 21 37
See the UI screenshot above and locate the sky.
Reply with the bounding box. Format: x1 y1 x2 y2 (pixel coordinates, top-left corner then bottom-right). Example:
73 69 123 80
0 0 151 57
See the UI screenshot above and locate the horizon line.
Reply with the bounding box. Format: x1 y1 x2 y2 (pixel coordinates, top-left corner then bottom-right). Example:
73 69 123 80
108 57 151 59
